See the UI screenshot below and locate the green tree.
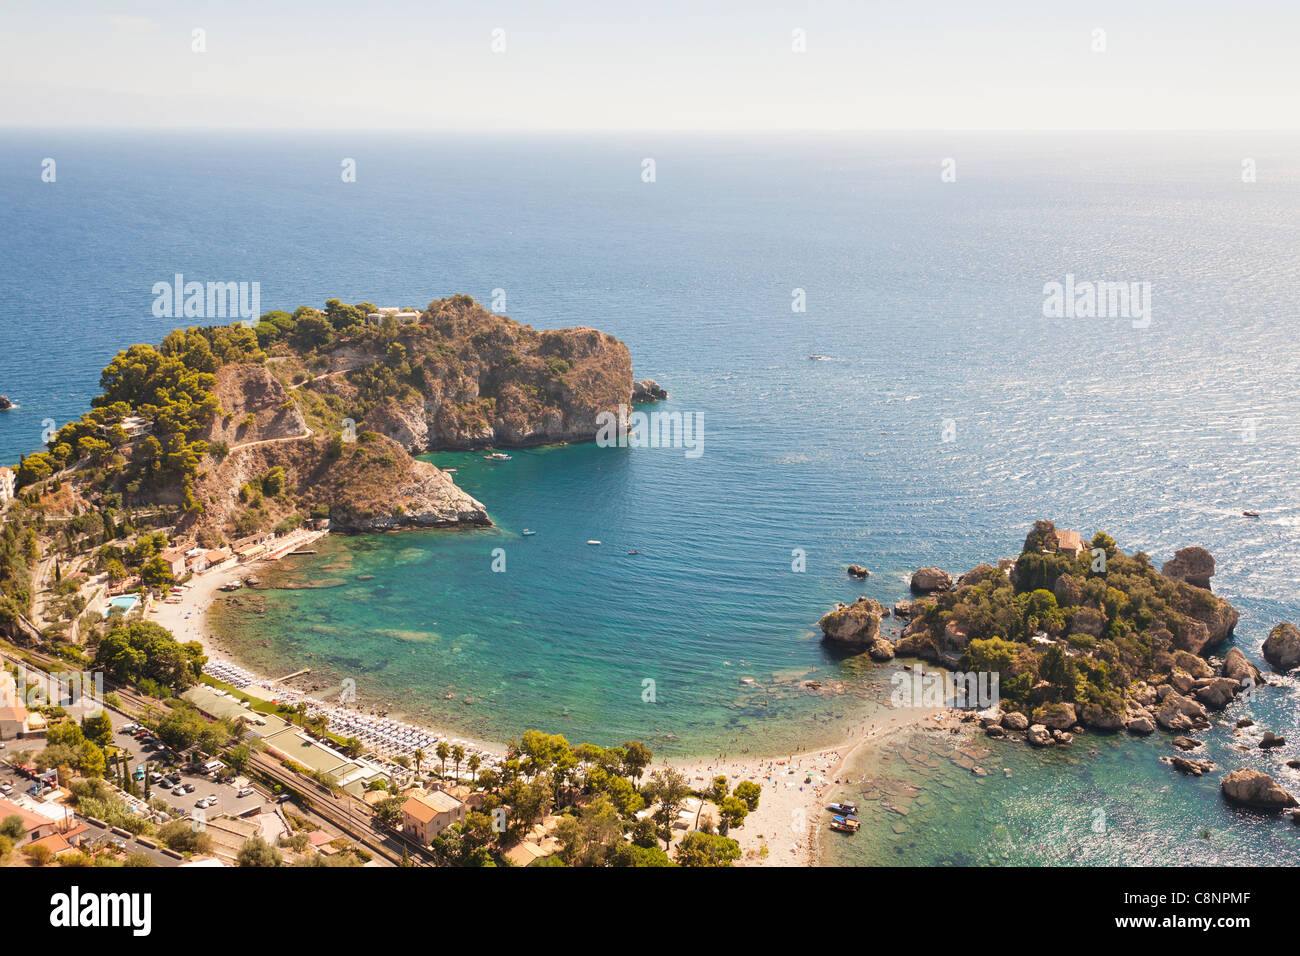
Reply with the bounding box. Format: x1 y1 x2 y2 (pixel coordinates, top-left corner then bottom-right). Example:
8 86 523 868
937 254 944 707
644 767 690 850
675 830 741 867
236 836 282 867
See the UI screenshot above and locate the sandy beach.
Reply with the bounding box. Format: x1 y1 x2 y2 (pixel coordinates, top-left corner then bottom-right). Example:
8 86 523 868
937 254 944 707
147 533 956 866
668 702 954 866
147 527 327 658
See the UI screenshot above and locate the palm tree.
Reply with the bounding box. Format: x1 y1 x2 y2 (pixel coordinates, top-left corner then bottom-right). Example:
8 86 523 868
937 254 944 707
435 741 450 780
295 701 308 727
413 748 424 776
451 745 465 783
467 753 481 788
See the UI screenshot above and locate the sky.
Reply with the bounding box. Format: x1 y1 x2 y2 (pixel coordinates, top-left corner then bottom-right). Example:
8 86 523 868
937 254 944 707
0 0 1297 130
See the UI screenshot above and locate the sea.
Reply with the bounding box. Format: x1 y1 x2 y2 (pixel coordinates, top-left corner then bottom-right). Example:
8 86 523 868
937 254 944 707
2 129 1299 865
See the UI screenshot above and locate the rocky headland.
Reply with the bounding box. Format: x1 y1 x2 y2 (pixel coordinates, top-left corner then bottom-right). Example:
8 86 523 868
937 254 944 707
11 295 654 544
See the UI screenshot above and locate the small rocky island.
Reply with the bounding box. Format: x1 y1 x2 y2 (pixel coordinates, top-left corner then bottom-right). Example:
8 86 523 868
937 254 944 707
819 520 1300 815
0 395 12 410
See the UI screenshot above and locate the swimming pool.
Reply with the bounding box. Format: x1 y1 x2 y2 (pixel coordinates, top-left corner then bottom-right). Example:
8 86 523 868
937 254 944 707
104 594 139 617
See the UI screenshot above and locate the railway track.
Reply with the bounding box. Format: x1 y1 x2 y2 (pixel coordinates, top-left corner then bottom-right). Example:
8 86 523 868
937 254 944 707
3 642 438 867
248 753 437 866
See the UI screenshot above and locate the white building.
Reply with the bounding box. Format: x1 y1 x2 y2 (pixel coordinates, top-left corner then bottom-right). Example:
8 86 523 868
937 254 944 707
0 465 15 503
366 307 422 325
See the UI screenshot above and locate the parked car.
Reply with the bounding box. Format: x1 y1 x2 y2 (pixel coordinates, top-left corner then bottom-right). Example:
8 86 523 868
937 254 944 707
0 783 12 795
182 783 196 794
172 786 186 796
237 787 254 798
120 724 138 734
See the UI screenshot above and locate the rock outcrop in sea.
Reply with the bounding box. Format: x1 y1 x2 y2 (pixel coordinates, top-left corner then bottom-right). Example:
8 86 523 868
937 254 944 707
909 567 953 593
1161 546 1217 590
631 378 668 402
1262 622 1300 672
1220 769 1298 810
818 597 894 660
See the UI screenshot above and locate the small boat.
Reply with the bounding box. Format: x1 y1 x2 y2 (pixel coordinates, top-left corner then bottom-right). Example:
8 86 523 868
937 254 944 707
827 801 858 815
483 453 512 462
1243 510 1260 518
626 549 639 555
587 540 602 546
829 819 859 834
521 529 536 536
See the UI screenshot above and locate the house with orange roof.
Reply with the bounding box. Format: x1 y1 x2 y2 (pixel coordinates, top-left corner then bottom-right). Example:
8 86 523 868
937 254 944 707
0 797 60 842
401 789 465 845
25 831 76 859
1047 528 1086 556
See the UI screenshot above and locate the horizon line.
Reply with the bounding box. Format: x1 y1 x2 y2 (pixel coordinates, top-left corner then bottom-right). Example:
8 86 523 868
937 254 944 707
4 125 1299 134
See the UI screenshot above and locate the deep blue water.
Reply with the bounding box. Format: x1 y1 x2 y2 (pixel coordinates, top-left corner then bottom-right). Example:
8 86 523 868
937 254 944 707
4 130 1300 863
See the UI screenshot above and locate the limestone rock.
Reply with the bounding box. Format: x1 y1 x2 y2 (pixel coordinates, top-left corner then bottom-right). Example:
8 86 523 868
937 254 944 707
1170 757 1215 776
1161 546 1217 590
1032 702 1077 730
867 637 896 662
1026 724 1054 747
1262 622 1300 672
1195 677 1240 711
1125 713 1156 735
1002 712 1030 732
1173 651 1214 679
910 567 953 593
1156 692 1208 731
818 597 886 646
1220 769 1298 810
1222 648 1264 687
1079 703 1123 731
630 378 668 402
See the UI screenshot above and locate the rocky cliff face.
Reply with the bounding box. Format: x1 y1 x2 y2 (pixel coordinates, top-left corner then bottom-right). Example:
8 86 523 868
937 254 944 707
307 296 635 452
1162 546 1217 590
188 433 487 542
205 363 309 446
180 296 645 538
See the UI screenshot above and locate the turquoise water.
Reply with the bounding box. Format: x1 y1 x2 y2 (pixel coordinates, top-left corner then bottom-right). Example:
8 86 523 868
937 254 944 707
824 712 1300 866
209 443 903 757
5 131 1300 864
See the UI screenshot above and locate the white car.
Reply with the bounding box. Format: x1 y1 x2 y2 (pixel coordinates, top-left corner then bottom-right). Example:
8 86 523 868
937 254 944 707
237 787 254 798
172 786 186 796
0 783 12 795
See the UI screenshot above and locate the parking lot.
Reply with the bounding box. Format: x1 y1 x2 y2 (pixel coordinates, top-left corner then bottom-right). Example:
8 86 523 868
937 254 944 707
103 708 272 821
